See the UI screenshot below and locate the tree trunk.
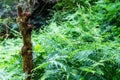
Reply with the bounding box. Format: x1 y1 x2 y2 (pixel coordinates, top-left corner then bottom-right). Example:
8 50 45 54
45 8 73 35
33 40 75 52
16 5 33 80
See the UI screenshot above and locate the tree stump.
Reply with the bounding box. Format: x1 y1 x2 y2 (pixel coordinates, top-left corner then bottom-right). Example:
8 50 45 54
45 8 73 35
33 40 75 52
16 5 33 80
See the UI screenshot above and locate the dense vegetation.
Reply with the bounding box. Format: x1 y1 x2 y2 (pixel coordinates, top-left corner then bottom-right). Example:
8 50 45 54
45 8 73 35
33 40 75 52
0 0 120 80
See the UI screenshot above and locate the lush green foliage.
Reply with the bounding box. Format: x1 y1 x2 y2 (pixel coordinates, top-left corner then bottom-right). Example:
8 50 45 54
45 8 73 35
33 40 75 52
0 0 120 80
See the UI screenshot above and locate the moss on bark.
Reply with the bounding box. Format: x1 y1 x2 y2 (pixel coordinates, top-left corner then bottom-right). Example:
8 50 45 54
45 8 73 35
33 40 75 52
17 5 33 80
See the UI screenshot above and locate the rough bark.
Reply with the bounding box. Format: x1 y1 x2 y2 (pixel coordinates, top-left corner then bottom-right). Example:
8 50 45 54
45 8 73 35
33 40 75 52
16 5 33 80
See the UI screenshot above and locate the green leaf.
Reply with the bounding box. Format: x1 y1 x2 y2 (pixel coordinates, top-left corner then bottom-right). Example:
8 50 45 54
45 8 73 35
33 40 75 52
34 44 45 52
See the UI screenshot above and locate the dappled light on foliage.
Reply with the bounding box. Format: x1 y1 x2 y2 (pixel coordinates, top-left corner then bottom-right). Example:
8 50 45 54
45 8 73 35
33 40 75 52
0 0 120 80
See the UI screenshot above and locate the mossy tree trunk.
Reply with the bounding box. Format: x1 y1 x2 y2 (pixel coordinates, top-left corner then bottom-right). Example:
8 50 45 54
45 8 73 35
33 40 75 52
17 5 33 80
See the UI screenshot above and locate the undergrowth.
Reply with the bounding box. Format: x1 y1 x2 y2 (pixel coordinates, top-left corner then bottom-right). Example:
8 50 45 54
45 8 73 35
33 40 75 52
0 0 120 80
